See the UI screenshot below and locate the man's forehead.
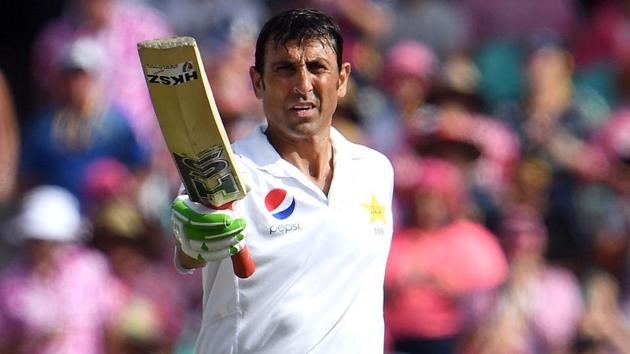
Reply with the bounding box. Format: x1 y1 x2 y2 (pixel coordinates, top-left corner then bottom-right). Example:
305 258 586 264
265 38 335 60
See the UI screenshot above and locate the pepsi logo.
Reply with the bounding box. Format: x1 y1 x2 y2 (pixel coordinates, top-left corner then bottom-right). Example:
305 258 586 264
265 189 296 220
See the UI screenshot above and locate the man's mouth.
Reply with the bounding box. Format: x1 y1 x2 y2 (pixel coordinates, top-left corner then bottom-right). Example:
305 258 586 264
289 102 316 116
290 103 316 110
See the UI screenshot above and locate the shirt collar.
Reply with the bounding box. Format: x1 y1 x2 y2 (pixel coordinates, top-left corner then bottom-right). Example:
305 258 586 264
233 123 368 178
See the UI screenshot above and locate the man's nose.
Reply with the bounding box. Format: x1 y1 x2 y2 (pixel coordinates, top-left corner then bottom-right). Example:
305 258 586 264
293 67 313 95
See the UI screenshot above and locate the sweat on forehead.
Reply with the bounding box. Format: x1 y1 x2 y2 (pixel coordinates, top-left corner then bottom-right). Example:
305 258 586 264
268 37 335 57
256 35 341 74
269 31 337 51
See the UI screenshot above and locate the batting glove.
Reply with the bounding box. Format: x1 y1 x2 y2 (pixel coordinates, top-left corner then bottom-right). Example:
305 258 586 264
171 195 247 262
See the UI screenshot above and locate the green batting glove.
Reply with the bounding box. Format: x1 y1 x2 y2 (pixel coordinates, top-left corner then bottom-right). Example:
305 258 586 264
171 195 247 262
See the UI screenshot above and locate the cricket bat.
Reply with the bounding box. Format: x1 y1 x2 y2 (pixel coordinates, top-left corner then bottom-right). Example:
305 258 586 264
138 36 255 278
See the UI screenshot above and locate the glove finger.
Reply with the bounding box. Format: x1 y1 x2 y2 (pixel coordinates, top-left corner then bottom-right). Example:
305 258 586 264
182 218 246 241
188 233 245 252
197 239 246 261
178 233 204 261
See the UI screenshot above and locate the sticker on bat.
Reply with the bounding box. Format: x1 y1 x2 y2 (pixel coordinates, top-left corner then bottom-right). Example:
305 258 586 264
173 146 242 207
145 61 198 86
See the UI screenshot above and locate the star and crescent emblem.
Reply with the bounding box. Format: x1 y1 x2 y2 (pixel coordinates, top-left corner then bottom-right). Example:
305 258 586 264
362 194 387 224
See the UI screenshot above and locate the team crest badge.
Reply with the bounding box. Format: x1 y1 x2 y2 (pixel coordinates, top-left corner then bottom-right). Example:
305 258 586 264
362 194 387 224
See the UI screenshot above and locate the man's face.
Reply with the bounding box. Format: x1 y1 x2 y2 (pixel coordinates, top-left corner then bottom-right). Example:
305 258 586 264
527 47 571 90
61 69 95 110
250 38 350 141
389 73 426 108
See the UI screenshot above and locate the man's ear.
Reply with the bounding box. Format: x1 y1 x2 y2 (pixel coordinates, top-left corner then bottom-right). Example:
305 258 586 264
337 62 351 98
249 66 264 99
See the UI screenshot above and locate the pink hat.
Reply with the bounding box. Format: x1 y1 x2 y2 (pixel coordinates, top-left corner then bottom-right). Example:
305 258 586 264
81 158 137 203
415 157 466 208
394 155 467 215
384 40 436 80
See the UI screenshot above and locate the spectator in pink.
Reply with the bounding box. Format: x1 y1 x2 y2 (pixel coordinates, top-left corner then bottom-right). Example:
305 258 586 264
386 55 519 259
0 185 124 354
82 158 193 354
461 205 583 354
579 110 630 284
32 0 172 154
363 39 437 157
397 54 520 232
385 157 508 354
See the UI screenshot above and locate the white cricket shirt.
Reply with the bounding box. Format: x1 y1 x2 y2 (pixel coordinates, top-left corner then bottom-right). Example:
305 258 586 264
194 125 394 354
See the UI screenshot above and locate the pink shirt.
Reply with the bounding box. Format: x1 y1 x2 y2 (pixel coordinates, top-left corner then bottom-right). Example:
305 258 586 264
528 267 583 349
385 219 508 339
0 245 124 354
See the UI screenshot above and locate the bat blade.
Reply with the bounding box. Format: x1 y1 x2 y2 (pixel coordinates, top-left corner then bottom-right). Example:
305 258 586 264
138 36 255 278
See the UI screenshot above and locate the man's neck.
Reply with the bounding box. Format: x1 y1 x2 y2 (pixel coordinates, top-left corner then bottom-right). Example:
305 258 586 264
265 128 335 195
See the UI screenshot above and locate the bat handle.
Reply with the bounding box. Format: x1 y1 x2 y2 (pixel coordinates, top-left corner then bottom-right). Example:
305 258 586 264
214 201 256 278
232 247 256 278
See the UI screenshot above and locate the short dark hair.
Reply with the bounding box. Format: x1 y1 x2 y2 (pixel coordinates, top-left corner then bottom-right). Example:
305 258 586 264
254 8 344 74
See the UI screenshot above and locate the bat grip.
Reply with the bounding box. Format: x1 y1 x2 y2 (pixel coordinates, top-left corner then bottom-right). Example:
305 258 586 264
212 201 256 278
231 247 256 278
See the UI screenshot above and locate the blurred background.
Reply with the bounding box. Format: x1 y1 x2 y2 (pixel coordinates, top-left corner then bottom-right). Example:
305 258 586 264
2 0 630 353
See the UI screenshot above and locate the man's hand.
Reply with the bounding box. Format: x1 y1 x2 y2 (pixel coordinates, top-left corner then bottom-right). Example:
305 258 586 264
171 195 247 263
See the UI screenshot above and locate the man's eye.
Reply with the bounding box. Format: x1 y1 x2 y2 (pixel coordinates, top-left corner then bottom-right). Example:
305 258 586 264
309 64 328 74
275 65 294 74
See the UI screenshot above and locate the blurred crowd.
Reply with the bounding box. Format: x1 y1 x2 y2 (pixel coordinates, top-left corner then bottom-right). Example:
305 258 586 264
2 0 630 353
